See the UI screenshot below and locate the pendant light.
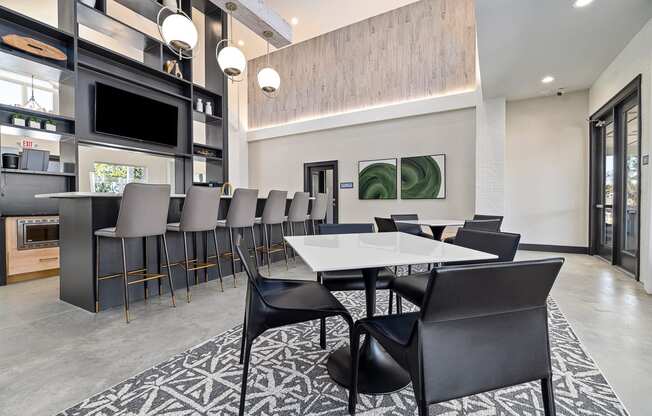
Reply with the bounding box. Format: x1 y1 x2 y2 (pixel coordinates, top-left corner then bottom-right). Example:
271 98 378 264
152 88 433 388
257 31 280 98
157 0 198 60
216 2 246 82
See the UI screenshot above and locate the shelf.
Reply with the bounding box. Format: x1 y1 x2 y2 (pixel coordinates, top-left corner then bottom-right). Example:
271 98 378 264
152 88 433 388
193 142 222 151
0 43 74 83
0 168 76 177
193 83 223 98
114 0 163 23
0 104 75 123
0 122 75 142
0 5 75 42
192 110 222 124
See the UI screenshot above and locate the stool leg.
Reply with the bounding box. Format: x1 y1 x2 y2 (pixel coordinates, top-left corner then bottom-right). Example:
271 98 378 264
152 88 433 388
280 223 290 270
263 224 271 276
120 238 130 323
289 222 296 262
95 236 100 313
142 237 148 302
229 227 238 287
156 236 162 296
162 234 176 307
303 221 308 236
193 233 199 285
249 226 259 271
204 231 209 283
212 229 224 292
183 232 191 303
312 219 317 235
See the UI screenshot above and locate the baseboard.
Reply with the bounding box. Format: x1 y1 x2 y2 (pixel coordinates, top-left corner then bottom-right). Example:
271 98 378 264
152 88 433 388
518 244 589 254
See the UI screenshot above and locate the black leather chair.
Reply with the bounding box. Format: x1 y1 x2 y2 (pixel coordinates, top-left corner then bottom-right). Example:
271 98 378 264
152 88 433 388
317 223 399 348
234 236 354 416
349 258 564 416
444 214 503 243
392 229 521 306
473 214 504 228
374 217 398 232
390 214 432 238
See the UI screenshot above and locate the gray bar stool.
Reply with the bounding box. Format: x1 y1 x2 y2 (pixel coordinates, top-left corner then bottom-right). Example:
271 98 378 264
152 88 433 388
308 193 328 234
255 190 290 275
94 183 174 323
165 185 223 302
285 191 310 261
215 188 259 286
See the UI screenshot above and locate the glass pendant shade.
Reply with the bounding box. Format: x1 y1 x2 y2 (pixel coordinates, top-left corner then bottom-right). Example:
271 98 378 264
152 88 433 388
161 13 198 51
217 46 247 77
257 67 280 93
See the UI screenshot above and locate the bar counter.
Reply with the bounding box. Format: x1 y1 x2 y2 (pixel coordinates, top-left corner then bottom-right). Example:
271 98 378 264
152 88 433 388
36 191 310 312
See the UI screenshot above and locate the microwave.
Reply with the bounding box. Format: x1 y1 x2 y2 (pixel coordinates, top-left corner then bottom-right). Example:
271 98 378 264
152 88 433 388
16 217 59 250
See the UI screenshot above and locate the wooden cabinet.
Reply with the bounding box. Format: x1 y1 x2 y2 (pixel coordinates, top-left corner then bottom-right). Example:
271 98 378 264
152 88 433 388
5 217 59 282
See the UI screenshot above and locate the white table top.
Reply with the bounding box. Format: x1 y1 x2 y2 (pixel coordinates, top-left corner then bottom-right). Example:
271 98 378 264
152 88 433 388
284 232 497 272
395 219 465 227
35 192 312 200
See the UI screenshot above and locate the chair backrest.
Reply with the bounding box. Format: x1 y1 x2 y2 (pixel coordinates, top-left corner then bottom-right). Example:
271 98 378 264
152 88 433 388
261 190 288 224
115 183 170 238
234 234 264 291
287 191 310 222
319 223 374 235
225 188 259 228
452 229 520 263
178 185 222 232
417 258 564 404
473 214 503 230
463 219 501 232
374 217 398 232
391 214 422 235
310 193 329 220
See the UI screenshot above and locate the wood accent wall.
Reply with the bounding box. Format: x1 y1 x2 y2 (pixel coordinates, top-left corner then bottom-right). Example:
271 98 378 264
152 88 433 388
247 0 476 129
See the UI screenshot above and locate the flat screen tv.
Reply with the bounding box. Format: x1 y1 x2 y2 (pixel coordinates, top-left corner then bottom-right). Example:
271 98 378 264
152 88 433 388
95 82 178 147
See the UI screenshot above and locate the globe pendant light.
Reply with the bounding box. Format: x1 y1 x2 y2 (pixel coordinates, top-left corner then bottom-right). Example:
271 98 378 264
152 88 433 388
257 31 280 98
157 0 198 60
216 3 246 82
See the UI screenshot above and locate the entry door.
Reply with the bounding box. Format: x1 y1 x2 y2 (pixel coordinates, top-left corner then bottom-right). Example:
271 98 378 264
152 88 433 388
304 161 338 223
619 98 640 274
595 115 615 261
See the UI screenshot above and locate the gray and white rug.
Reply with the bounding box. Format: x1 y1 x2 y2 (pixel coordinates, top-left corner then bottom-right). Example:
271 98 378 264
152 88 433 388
59 291 628 415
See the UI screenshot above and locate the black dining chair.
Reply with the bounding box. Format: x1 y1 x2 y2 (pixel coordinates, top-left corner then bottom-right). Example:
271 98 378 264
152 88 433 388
374 217 398 232
349 258 564 416
390 214 432 238
317 223 400 348
392 229 521 307
444 215 503 243
234 235 354 416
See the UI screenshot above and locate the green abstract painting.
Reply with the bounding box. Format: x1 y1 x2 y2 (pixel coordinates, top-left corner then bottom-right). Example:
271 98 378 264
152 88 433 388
358 158 397 200
401 154 446 199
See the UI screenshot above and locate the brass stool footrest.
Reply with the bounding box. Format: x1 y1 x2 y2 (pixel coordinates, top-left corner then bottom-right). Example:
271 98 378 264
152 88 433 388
185 261 217 271
97 268 147 281
127 273 167 285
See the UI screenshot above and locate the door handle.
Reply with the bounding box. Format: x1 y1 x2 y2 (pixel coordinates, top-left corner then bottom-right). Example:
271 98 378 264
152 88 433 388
595 204 604 209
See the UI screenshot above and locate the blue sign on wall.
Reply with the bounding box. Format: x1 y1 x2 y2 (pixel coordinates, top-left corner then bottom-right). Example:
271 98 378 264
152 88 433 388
340 182 354 189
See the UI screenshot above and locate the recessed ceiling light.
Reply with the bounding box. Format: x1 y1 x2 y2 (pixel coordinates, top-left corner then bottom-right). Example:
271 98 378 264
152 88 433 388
541 75 555 84
291 17 299 25
237 39 245 46
573 0 595 8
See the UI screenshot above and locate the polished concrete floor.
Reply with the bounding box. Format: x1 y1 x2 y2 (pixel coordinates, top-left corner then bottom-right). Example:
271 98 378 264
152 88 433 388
0 252 650 416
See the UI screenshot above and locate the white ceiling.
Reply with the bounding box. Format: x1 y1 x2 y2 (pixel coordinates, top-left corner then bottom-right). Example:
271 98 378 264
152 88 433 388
476 0 652 101
231 0 419 60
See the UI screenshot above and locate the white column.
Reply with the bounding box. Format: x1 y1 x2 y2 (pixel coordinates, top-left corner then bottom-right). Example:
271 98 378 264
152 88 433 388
227 76 249 188
475 96 506 215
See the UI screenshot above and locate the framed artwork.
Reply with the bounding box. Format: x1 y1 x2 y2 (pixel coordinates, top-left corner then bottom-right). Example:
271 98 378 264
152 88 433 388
358 158 397 200
400 154 446 199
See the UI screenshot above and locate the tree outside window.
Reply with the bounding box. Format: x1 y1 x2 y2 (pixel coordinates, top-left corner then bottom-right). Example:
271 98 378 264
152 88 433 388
92 162 146 193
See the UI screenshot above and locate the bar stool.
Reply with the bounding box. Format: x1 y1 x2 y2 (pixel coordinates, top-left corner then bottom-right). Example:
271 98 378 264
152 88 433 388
307 192 328 234
215 188 259 286
255 190 290 275
285 191 310 261
165 185 223 303
94 183 175 323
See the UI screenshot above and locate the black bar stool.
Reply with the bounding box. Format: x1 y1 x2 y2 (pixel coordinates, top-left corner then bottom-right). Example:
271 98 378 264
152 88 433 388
255 190 290 275
165 185 223 302
94 183 175 323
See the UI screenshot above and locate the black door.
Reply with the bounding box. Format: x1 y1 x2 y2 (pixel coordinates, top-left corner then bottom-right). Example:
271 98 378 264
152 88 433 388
304 161 338 224
595 114 615 262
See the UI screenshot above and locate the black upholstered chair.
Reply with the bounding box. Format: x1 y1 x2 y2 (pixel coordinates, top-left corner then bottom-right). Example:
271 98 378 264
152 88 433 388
444 214 503 243
234 236 354 416
374 217 398 232
390 214 432 238
392 229 521 307
317 223 399 348
349 258 564 416
473 214 504 228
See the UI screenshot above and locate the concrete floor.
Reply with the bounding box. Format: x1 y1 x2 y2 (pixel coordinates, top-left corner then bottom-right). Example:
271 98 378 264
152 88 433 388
0 252 650 416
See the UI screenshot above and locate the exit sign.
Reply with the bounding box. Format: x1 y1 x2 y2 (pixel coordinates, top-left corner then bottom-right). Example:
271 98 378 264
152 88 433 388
22 139 33 148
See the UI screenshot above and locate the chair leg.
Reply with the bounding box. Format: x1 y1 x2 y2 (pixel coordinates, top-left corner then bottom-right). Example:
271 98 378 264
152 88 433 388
239 290 249 364
541 377 556 416
156 236 162 296
280 223 290 270
263 224 271 276
303 220 308 235
182 232 191 303
408 264 412 275
229 227 237 287
95 236 100 313
289 222 296 262
212 229 224 292
388 290 393 314
249 226 259 271
319 317 327 349
142 237 148 301
161 234 176 307
193 233 199 285
397 295 403 314
120 238 130 324
348 327 360 415
239 336 253 416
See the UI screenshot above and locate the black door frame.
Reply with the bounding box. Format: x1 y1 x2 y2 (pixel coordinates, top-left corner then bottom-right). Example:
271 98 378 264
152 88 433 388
589 75 642 279
303 160 339 224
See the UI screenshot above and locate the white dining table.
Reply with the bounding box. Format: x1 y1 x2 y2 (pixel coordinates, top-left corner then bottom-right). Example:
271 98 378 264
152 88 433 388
284 232 497 394
394 218 465 240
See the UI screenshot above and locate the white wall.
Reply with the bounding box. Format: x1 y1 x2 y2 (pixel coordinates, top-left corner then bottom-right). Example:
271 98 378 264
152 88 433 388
228 77 249 188
590 18 652 293
475 97 506 215
505 90 589 246
248 108 476 223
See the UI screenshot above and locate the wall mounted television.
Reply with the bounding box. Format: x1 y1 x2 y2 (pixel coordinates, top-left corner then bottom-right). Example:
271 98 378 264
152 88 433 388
94 82 179 147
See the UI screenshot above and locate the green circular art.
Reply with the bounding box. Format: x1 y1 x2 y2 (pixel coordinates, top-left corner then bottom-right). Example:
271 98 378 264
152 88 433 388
359 162 397 199
401 156 442 199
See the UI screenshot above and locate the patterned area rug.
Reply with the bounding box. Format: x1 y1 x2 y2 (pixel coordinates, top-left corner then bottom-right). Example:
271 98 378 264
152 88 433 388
59 291 628 415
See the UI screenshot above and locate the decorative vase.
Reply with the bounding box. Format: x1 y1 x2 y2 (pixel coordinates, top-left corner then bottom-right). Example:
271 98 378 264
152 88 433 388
205 101 213 116
196 98 204 112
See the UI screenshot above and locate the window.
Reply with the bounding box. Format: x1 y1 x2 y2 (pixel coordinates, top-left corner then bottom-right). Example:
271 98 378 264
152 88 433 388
91 162 147 193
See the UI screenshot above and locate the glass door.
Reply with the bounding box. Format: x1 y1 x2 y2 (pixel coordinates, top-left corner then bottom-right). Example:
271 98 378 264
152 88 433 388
619 99 640 274
596 116 615 261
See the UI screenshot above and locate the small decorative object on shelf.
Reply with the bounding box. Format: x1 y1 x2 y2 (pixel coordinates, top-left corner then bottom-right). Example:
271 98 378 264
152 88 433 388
10 113 26 127
43 120 56 132
163 59 183 78
194 146 219 158
196 98 204 112
28 117 41 129
205 101 213 116
1 35 67 61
